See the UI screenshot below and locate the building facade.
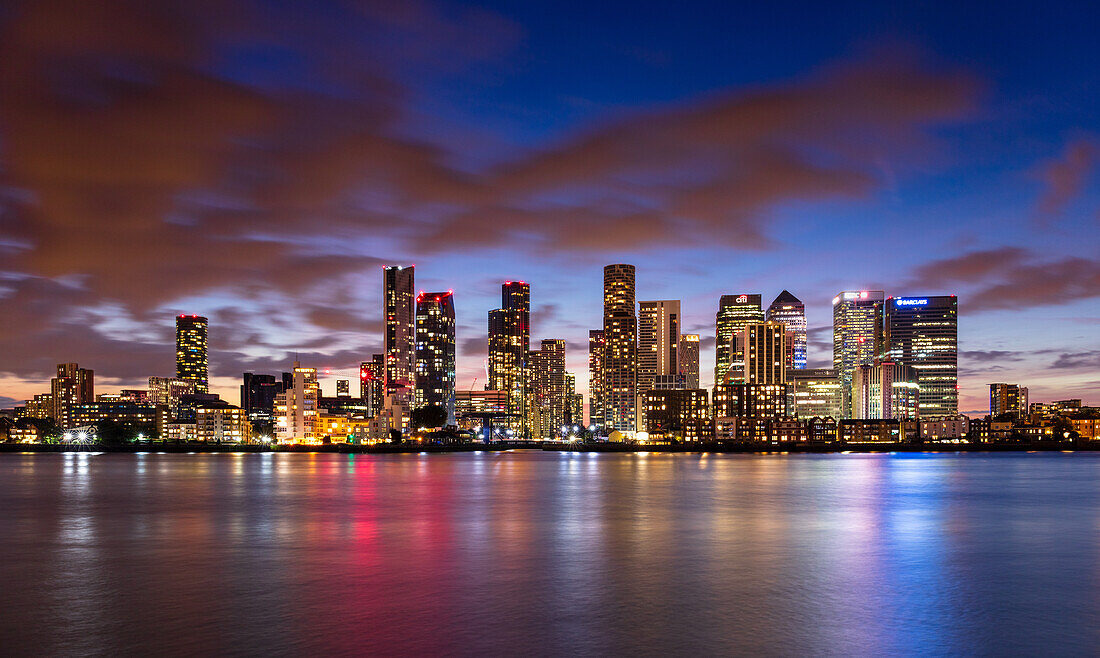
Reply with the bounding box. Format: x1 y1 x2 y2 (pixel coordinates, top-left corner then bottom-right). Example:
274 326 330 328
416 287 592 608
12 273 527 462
851 362 920 420
741 321 787 385
715 294 765 385
640 388 710 440
175 314 209 393
832 290 885 418
274 362 320 443
787 369 842 419
883 296 958 418
767 290 807 370
637 300 680 394
678 333 700 389
602 264 637 432
488 281 531 434
51 363 94 429
415 291 456 425
588 329 605 428
383 265 415 430
990 383 1028 419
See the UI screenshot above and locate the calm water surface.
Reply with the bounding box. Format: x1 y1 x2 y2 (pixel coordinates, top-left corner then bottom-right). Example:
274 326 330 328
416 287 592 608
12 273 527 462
1 451 1099 656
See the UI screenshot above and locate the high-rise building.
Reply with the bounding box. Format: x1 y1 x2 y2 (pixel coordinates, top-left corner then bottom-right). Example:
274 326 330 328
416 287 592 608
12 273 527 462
360 354 384 417
741 321 787 385
488 281 530 435
415 291 456 425
990 383 1028 419
241 373 283 436
678 334 700 389
851 362 920 420
715 294 765 385
767 290 807 370
832 290 885 417
565 372 583 427
383 266 415 430
638 300 680 394
602 264 637 432
588 329 605 428
883 296 958 418
51 363 94 429
176 314 208 393
274 362 319 443
533 339 568 438
336 380 350 397
788 369 843 419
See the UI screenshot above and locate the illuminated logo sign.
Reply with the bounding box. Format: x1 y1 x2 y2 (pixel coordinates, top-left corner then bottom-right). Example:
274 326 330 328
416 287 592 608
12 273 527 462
736 295 748 303
895 298 929 306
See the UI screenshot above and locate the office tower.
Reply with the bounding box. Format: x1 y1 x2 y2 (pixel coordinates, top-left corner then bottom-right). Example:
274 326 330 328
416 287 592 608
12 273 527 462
788 369 843 419
990 383 1028 419
678 334 700 389
767 290 807 370
832 290 885 417
176 314 209 393
488 281 531 434
588 329 605 428
336 380 350 397
851 362 920 420
715 294 765 385
741 321 787 385
415 291 456 425
50 363 94 429
883 296 958 418
638 300 681 393
274 362 319 443
565 372 583 427
360 354 385 417
640 388 710 441
602 264 637 432
241 373 283 435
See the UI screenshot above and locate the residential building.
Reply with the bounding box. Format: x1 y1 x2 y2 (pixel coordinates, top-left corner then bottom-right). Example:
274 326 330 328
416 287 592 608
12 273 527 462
415 291 456 425
603 264 637 432
175 314 209 393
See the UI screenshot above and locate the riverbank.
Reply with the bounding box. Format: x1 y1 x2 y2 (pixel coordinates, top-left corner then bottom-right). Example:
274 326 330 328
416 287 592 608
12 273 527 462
0 439 1094 454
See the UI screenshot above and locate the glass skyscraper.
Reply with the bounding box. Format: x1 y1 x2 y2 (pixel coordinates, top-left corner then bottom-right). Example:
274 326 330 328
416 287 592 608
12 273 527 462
882 296 958 418
602 264 637 432
488 281 530 434
715 294 765 385
767 290 807 370
832 290 885 417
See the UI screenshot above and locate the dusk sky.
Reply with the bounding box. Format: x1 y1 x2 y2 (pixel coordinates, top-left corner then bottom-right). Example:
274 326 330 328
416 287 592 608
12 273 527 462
1 0 1098 414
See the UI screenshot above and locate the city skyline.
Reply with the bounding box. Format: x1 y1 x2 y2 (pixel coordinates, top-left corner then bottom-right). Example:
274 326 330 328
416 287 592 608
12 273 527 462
0 1 1098 415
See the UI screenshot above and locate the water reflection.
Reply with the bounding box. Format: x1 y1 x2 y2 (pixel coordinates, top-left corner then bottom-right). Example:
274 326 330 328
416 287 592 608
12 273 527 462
0 452 1099 654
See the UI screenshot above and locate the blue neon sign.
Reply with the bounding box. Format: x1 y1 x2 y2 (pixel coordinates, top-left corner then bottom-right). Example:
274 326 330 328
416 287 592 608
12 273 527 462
895 298 929 306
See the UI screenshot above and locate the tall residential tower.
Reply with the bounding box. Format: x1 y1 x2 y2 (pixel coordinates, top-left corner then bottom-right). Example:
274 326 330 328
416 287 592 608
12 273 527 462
602 264 637 432
176 314 209 393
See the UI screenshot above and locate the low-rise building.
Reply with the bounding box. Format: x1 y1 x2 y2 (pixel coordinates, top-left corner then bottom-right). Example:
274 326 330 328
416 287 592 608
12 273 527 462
921 415 970 440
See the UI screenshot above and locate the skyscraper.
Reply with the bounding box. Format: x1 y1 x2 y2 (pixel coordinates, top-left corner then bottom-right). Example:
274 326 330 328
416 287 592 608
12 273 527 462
488 281 530 435
678 334 700 389
176 314 208 393
741 321 788 385
415 291 456 425
383 266 415 430
602 264 637 432
638 300 681 394
767 290 807 370
528 339 567 438
832 290 885 417
990 383 1028 419
715 294 765 385
883 296 958 418
51 363 94 429
588 329 605 428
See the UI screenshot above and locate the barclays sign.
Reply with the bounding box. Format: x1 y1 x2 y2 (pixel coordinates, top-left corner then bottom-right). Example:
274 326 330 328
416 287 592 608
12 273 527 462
895 298 929 306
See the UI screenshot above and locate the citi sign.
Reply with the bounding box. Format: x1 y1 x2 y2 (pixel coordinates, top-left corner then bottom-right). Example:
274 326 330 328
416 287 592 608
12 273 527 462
895 298 929 306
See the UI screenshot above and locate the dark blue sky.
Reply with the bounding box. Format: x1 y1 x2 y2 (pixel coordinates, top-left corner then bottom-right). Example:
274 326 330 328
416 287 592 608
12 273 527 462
0 0 1097 412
